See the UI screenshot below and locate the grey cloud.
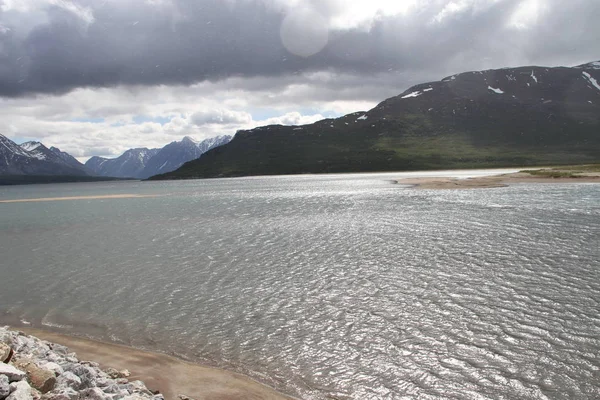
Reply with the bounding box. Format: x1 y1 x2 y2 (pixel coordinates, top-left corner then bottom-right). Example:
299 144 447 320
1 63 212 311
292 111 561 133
0 0 599 98
191 109 252 125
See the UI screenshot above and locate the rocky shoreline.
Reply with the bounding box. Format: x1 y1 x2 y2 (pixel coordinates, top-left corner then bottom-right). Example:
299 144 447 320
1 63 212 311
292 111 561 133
0 326 163 400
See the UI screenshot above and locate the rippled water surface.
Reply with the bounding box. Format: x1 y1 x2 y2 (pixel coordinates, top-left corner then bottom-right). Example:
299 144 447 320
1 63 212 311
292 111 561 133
1 172 599 399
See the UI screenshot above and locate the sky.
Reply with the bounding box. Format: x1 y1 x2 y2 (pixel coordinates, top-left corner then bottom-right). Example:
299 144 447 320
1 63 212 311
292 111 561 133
0 0 598 161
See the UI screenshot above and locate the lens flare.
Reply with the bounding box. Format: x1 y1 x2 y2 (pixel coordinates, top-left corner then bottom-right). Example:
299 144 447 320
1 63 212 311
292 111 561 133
280 7 329 58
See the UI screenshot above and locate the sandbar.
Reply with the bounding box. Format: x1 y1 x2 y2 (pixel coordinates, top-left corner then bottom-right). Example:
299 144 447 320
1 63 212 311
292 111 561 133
0 194 160 203
13 327 295 400
395 170 600 189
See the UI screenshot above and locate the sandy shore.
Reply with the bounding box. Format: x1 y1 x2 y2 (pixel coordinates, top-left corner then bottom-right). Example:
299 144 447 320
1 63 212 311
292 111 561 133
13 327 295 400
395 171 600 189
0 194 161 203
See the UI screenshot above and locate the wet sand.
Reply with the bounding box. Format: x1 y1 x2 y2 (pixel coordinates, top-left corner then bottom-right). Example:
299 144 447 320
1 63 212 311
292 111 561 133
14 327 295 400
395 171 600 189
0 194 161 203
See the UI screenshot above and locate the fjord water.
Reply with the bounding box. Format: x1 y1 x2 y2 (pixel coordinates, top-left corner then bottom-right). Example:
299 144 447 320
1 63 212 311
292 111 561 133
1 172 599 400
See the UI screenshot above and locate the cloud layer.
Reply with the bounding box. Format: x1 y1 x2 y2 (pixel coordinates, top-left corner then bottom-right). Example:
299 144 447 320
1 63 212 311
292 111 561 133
0 0 598 159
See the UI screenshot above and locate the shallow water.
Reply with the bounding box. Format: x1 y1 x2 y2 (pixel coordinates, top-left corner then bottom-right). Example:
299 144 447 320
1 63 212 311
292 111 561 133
1 171 599 399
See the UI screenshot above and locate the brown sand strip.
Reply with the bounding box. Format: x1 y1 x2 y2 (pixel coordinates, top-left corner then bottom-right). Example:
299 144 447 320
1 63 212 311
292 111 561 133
15 327 295 400
395 172 600 190
0 194 160 203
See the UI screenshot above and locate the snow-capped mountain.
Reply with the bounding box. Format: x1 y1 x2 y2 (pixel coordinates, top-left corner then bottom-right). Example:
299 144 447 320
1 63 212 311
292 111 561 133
85 148 160 179
20 141 75 166
139 135 231 179
86 135 232 179
0 135 88 176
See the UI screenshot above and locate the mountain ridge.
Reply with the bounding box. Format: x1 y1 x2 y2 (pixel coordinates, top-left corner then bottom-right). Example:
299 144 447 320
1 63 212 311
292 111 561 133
0 135 89 176
85 135 232 179
1 134 232 180
149 60 600 180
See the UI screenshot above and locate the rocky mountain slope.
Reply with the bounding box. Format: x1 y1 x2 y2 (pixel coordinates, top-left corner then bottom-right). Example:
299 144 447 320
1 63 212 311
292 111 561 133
48 147 89 172
85 148 160 179
150 60 600 180
86 136 231 179
0 135 88 176
1 134 231 180
138 135 231 179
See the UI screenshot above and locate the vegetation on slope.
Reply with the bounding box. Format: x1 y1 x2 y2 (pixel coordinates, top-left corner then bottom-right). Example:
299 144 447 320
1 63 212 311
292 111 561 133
149 64 600 180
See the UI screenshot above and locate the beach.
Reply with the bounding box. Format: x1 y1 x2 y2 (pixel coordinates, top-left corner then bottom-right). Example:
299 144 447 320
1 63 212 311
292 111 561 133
10 327 294 400
395 169 600 189
0 194 161 203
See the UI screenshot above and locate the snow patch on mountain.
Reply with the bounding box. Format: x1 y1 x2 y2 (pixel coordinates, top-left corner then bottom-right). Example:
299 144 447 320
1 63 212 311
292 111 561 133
488 86 504 94
576 61 600 70
401 91 422 98
582 71 600 91
530 70 538 83
21 142 42 152
1 134 88 176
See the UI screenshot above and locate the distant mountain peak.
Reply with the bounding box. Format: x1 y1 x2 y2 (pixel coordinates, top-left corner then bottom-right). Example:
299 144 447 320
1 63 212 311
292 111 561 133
20 141 43 152
575 61 600 70
83 135 231 179
0 135 88 176
138 135 232 179
182 136 197 144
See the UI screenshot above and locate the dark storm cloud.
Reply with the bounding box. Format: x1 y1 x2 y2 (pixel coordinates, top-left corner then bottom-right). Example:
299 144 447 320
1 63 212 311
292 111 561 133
0 0 599 97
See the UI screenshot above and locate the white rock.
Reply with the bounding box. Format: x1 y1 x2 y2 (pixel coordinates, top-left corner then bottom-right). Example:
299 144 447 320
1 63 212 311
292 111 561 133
0 375 10 400
55 372 80 390
40 363 62 377
124 381 151 395
48 346 68 357
6 381 32 400
41 387 78 400
77 388 107 400
122 395 150 400
0 365 25 383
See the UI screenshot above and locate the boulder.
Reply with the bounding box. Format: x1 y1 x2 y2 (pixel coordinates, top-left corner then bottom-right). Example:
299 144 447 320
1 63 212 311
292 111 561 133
6 381 32 400
77 388 107 400
120 381 151 396
65 365 96 389
177 396 196 400
0 375 10 400
38 365 61 378
101 384 119 394
0 365 25 382
104 368 130 379
55 372 80 391
39 388 78 400
121 395 149 400
12 359 56 394
46 346 67 358
92 378 111 389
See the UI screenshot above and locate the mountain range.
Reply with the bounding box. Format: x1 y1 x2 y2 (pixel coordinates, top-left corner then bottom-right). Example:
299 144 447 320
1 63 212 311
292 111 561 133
1 136 89 176
0 135 232 180
4 60 599 182
151 60 600 180
84 136 231 179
